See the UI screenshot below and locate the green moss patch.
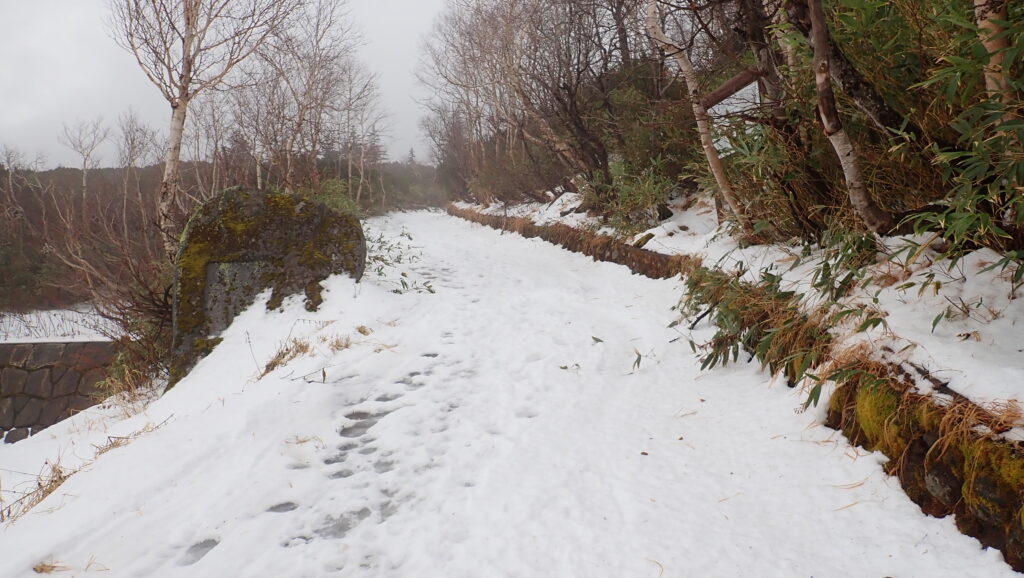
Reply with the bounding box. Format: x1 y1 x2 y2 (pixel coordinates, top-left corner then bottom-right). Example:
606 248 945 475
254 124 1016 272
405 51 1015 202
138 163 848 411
170 189 366 387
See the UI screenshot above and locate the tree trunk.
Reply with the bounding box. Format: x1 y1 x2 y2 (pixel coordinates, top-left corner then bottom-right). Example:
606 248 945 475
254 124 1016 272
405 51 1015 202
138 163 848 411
975 0 1012 105
645 0 750 232
612 0 632 67
80 160 88 217
787 1 930 144
160 100 189 257
701 67 763 110
807 0 893 234
739 0 786 120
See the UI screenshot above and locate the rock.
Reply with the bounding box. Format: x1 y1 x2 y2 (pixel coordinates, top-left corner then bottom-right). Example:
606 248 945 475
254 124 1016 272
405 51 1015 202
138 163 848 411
0 397 14 429
656 203 674 221
52 368 81 397
170 189 366 387
0 345 13 366
73 342 118 369
38 397 70 429
9 344 31 366
79 368 107 395
25 343 64 370
1 367 28 396
60 342 84 363
23 369 52 398
14 398 44 428
68 394 95 414
4 427 29 443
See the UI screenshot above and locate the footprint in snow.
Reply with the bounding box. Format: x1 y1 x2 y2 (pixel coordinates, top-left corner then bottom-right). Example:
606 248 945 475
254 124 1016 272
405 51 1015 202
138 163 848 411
323 441 361 464
178 538 219 566
315 508 372 539
267 502 298 513
338 416 381 438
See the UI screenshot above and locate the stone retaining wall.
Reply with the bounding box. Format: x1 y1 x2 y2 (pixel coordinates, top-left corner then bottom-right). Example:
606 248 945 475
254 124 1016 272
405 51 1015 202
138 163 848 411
0 342 118 443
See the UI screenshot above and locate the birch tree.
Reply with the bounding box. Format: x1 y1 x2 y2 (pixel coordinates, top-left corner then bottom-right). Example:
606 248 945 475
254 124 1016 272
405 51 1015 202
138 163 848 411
645 0 749 232
805 0 893 234
60 117 110 204
111 0 305 256
974 0 1013 107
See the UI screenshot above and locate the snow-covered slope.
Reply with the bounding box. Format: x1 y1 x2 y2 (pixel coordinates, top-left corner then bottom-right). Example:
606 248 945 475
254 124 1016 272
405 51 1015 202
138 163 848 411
0 212 1014 576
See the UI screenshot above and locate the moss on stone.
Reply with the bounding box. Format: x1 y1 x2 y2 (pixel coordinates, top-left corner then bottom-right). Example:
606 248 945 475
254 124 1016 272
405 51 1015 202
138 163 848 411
170 189 366 388
854 383 904 454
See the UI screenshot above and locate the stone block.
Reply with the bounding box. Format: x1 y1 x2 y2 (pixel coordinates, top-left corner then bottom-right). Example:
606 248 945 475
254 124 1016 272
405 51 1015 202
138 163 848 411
73 342 117 370
9 344 32 366
26 343 65 369
24 368 53 398
50 363 68 384
60 342 84 363
79 368 107 396
4 427 29 443
0 397 14 429
13 396 28 413
14 398 44 428
68 394 96 414
1 367 29 396
53 368 81 397
0 344 14 366
37 397 70 429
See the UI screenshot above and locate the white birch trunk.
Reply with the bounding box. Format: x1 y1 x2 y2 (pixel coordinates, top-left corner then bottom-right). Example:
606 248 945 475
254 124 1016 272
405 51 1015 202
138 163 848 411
160 101 189 256
975 0 1012 105
807 0 893 234
645 0 749 232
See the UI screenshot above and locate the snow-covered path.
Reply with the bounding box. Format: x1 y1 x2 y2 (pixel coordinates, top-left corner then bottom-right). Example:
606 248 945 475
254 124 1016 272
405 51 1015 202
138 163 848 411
0 212 1014 577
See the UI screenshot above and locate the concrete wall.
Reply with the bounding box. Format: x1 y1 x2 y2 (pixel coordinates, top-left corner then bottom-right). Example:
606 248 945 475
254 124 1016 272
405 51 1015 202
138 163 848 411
0 342 118 443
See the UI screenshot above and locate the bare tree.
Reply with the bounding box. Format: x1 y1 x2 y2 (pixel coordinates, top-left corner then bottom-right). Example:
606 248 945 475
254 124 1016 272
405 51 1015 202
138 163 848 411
116 108 160 227
1 145 27 204
336 58 381 194
60 117 110 203
111 0 306 256
645 0 749 232
247 0 359 191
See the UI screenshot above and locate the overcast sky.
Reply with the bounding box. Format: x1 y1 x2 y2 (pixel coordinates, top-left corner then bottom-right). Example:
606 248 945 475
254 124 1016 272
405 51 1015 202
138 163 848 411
0 0 445 169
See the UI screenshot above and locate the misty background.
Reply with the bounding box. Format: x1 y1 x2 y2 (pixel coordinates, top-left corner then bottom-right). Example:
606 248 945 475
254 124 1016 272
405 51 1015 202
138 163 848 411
0 0 444 168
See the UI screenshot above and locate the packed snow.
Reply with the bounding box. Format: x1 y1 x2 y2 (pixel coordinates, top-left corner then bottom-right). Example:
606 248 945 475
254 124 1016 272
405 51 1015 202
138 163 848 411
0 211 1015 576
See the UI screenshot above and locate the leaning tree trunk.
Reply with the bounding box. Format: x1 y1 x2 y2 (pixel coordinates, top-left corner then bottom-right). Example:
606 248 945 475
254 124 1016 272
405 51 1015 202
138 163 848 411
645 0 750 232
807 0 893 234
787 0 936 146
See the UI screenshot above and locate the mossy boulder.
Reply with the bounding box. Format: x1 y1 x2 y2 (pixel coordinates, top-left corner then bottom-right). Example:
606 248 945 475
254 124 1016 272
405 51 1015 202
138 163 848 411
170 189 365 387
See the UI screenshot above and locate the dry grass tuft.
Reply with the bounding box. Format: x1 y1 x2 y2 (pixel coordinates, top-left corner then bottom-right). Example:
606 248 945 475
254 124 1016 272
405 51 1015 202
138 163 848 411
325 335 352 352
262 338 313 376
1 461 70 525
32 561 68 574
1 419 168 525
356 325 372 336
